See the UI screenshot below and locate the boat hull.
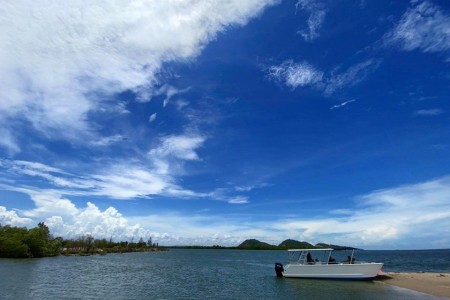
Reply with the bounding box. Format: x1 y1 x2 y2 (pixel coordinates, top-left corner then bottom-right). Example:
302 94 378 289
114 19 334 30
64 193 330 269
283 263 383 280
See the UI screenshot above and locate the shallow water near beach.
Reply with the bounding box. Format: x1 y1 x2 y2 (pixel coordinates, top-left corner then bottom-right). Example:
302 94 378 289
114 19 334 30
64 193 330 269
1 249 448 299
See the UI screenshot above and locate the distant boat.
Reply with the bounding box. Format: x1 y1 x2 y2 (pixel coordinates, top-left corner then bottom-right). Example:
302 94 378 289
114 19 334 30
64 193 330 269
275 248 383 280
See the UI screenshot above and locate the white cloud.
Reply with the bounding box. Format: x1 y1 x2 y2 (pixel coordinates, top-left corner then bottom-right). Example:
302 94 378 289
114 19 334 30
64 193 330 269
267 59 379 95
267 60 323 89
414 108 445 116
330 99 356 110
92 166 174 199
0 206 33 227
46 202 149 241
323 59 380 95
22 190 79 218
228 196 249 204
1 159 93 189
4 159 64 174
384 1 450 55
149 113 157 123
296 0 327 42
0 0 276 152
0 158 202 200
1 175 450 248
0 129 20 156
90 135 125 147
140 84 191 107
274 176 450 248
149 134 206 161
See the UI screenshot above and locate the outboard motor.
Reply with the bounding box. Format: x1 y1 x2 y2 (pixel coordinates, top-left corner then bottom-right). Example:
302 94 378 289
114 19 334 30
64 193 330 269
275 262 284 277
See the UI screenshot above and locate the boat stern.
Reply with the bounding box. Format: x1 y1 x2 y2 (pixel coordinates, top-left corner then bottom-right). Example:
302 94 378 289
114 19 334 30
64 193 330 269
275 262 284 277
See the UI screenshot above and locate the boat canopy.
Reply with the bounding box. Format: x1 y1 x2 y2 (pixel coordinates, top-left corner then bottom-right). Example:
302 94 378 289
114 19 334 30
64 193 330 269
287 248 334 252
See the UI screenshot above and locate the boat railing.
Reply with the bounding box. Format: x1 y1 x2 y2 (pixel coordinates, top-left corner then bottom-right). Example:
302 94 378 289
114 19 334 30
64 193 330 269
291 260 371 266
287 249 371 266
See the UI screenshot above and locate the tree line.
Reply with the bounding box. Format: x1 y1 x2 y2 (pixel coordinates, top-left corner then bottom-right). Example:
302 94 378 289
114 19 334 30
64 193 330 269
0 223 164 258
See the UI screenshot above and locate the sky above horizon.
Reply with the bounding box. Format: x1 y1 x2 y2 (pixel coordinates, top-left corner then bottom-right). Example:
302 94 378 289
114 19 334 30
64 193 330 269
1 0 449 250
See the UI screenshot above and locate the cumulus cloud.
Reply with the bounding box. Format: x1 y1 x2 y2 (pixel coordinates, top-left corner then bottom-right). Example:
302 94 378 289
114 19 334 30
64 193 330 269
2 175 450 247
45 203 149 241
384 1 450 55
0 0 276 152
22 190 79 218
296 0 327 42
0 206 33 227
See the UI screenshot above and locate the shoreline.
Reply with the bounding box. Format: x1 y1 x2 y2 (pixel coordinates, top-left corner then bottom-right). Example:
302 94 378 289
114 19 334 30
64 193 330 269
376 272 450 298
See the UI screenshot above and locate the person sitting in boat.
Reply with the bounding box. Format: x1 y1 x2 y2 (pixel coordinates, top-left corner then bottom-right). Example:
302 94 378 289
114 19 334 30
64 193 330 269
328 256 336 264
346 256 355 264
306 252 314 264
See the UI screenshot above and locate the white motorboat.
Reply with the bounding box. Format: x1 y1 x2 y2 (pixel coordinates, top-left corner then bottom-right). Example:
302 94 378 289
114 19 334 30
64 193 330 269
275 248 383 280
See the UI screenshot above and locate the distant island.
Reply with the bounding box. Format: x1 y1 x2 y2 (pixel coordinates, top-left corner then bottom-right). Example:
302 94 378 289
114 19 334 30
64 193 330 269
170 239 357 250
1 223 356 258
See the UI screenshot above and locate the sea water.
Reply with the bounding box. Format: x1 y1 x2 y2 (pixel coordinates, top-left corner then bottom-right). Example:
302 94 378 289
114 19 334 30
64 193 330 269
0 249 448 299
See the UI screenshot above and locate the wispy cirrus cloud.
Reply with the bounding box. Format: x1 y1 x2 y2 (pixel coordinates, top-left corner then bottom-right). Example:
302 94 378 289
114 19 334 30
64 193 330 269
272 175 450 248
149 135 206 162
323 59 381 95
266 59 380 96
330 99 356 110
0 133 207 200
90 135 125 147
149 113 158 123
0 0 277 153
0 128 20 156
267 60 324 89
414 108 445 116
296 0 327 42
228 196 250 204
383 0 450 56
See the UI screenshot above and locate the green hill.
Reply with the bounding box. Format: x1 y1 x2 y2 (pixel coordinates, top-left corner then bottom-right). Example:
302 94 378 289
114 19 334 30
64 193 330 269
315 243 358 250
237 239 276 249
278 239 314 249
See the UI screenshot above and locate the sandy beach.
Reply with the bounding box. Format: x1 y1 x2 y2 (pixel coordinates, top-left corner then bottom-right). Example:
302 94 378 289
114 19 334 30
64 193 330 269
377 272 450 298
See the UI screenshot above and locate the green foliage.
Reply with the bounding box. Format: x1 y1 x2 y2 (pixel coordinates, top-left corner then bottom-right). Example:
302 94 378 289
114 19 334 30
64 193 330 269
315 243 357 250
278 239 314 249
234 239 354 250
0 223 61 258
237 239 278 250
0 223 164 258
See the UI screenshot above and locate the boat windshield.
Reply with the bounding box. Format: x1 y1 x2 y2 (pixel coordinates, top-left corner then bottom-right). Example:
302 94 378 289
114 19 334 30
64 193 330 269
288 249 332 264
287 249 359 265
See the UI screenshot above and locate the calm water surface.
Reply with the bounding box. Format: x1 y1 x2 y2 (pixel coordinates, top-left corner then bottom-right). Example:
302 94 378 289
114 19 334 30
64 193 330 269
1 249 448 299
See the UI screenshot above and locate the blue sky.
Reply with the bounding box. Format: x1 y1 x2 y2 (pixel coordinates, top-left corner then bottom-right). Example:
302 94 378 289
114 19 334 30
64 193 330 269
0 0 449 249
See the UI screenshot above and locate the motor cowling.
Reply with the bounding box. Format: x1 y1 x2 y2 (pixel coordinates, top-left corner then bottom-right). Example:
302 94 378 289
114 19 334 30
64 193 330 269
275 262 284 277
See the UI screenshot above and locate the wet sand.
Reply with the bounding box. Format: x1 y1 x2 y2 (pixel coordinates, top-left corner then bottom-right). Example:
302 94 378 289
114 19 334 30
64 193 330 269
376 272 450 298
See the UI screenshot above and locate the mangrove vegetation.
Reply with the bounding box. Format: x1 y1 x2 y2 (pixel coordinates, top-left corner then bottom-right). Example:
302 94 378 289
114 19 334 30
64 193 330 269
0 223 165 258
